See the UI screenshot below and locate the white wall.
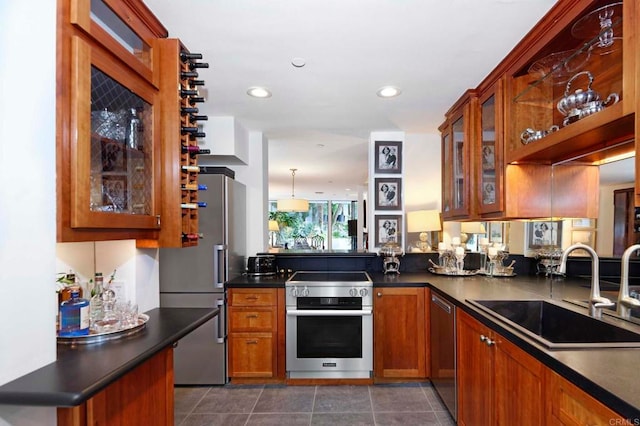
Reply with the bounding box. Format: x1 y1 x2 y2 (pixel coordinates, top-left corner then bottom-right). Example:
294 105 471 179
0 0 57 423
233 132 269 257
367 132 442 252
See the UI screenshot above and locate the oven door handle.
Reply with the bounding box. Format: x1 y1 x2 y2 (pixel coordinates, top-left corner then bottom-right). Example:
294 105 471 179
286 308 372 316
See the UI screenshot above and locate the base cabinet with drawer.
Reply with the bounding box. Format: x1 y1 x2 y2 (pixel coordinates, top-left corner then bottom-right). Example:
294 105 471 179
227 288 285 380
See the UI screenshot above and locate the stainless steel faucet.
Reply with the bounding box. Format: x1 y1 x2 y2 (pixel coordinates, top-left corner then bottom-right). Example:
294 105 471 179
618 245 640 317
558 243 614 318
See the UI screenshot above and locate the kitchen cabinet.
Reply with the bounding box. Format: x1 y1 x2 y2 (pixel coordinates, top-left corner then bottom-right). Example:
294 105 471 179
228 288 285 381
457 309 544 425
440 90 478 220
57 0 168 242
546 369 624 424
504 0 636 167
373 287 429 379
57 347 174 426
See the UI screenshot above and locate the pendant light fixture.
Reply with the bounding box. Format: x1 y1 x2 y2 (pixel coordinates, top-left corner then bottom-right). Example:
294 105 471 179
277 168 309 212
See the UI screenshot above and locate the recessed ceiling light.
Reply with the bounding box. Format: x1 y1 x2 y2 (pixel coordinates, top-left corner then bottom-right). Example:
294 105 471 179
246 86 272 98
376 86 402 98
291 57 306 68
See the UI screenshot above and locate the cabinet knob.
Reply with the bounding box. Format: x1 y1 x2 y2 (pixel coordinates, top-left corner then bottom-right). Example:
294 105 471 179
480 334 495 346
377 292 382 297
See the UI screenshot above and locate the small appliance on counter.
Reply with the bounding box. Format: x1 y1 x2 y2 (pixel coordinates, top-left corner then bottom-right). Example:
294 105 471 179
246 255 277 276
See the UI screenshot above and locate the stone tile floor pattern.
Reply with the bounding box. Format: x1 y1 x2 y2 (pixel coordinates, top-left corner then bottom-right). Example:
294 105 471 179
174 382 455 425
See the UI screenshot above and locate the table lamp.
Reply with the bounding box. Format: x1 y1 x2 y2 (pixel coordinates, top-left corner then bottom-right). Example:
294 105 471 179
407 210 442 252
268 220 279 247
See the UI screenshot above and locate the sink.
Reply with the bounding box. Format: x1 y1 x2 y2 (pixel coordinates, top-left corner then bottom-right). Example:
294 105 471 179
467 299 640 349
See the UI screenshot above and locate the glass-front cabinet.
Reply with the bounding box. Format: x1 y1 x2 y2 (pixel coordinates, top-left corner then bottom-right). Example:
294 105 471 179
440 90 477 220
476 81 504 216
57 0 167 241
505 0 635 167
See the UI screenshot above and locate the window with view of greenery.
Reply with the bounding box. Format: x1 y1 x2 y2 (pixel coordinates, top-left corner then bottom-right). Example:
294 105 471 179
268 200 358 250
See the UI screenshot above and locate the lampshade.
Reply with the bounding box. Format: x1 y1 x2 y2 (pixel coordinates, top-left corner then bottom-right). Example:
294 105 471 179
276 168 309 212
268 220 279 231
277 198 309 212
407 210 442 233
461 222 486 234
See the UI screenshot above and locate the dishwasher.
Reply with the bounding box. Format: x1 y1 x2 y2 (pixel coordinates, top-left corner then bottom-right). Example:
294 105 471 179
430 291 457 421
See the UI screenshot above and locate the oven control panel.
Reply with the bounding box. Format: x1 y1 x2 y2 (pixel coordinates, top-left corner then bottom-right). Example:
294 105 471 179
286 285 373 306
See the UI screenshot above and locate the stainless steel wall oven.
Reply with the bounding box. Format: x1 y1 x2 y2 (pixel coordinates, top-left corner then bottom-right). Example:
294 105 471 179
285 271 373 379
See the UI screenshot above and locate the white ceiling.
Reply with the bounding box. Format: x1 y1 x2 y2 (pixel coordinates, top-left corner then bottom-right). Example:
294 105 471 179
144 0 560 200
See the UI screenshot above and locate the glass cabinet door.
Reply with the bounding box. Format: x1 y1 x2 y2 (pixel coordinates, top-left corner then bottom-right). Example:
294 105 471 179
441 130 452 216
90 66 153 216
69 37 159 231
452 116 465 214
441 94 474 220
58 0 166 241
477 85 503 215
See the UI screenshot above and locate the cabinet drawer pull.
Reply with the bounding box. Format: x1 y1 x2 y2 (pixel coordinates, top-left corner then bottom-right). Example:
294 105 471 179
245 340 258 344
244 296 259 300
246 314 259 318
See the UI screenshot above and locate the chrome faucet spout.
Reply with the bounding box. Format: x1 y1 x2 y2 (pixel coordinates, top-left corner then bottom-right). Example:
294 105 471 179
559 243 613 318
618 245 640 317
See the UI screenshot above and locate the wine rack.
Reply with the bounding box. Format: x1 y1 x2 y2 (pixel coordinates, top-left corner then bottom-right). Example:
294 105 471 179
150 38 210 248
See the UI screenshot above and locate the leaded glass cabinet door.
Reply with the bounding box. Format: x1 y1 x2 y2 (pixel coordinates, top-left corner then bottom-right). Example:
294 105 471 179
58 0 164 241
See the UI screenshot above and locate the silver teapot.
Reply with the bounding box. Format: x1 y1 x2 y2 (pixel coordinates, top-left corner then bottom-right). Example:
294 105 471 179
520 125 559 145
557 71 618 126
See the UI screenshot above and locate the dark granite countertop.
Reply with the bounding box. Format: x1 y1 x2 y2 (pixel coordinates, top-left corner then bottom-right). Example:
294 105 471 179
0 307 218 407
227 269 640 419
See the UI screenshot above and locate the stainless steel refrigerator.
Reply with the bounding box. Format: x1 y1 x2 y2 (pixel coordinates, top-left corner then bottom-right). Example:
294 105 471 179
159 167 246 385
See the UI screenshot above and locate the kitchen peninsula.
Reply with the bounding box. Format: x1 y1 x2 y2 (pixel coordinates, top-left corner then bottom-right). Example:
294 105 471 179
0 308 217 425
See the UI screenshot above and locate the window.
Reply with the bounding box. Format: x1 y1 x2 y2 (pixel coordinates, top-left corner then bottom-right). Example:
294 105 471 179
269 200 358 250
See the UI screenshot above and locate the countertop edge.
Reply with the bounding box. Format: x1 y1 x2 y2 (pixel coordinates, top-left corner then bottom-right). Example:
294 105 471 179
0 307 218 407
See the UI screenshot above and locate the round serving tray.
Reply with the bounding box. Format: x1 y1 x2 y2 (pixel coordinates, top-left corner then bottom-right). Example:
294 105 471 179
57 313 149 345
428 267 479 277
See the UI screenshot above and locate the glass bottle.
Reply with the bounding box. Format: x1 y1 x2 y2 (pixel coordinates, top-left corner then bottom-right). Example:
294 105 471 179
96 287 120 332
90 272 104 330
59 286 90 336
125 108 140 150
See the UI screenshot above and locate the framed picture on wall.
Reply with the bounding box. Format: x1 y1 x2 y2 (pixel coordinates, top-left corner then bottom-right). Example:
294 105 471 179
374 214 402 247
374 141 402 174
374 177 402 210
526 220 563 249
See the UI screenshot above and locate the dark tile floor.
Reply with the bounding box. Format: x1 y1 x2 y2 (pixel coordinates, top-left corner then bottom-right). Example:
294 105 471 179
174 382 455 426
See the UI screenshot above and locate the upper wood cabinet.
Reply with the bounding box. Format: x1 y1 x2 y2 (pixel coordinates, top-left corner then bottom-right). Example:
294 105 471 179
440 90 478 220
57 0 167 242
504 0 636 165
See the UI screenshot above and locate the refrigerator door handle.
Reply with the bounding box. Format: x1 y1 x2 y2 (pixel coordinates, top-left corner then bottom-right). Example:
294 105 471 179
216 298 226 344
213 244 227 289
